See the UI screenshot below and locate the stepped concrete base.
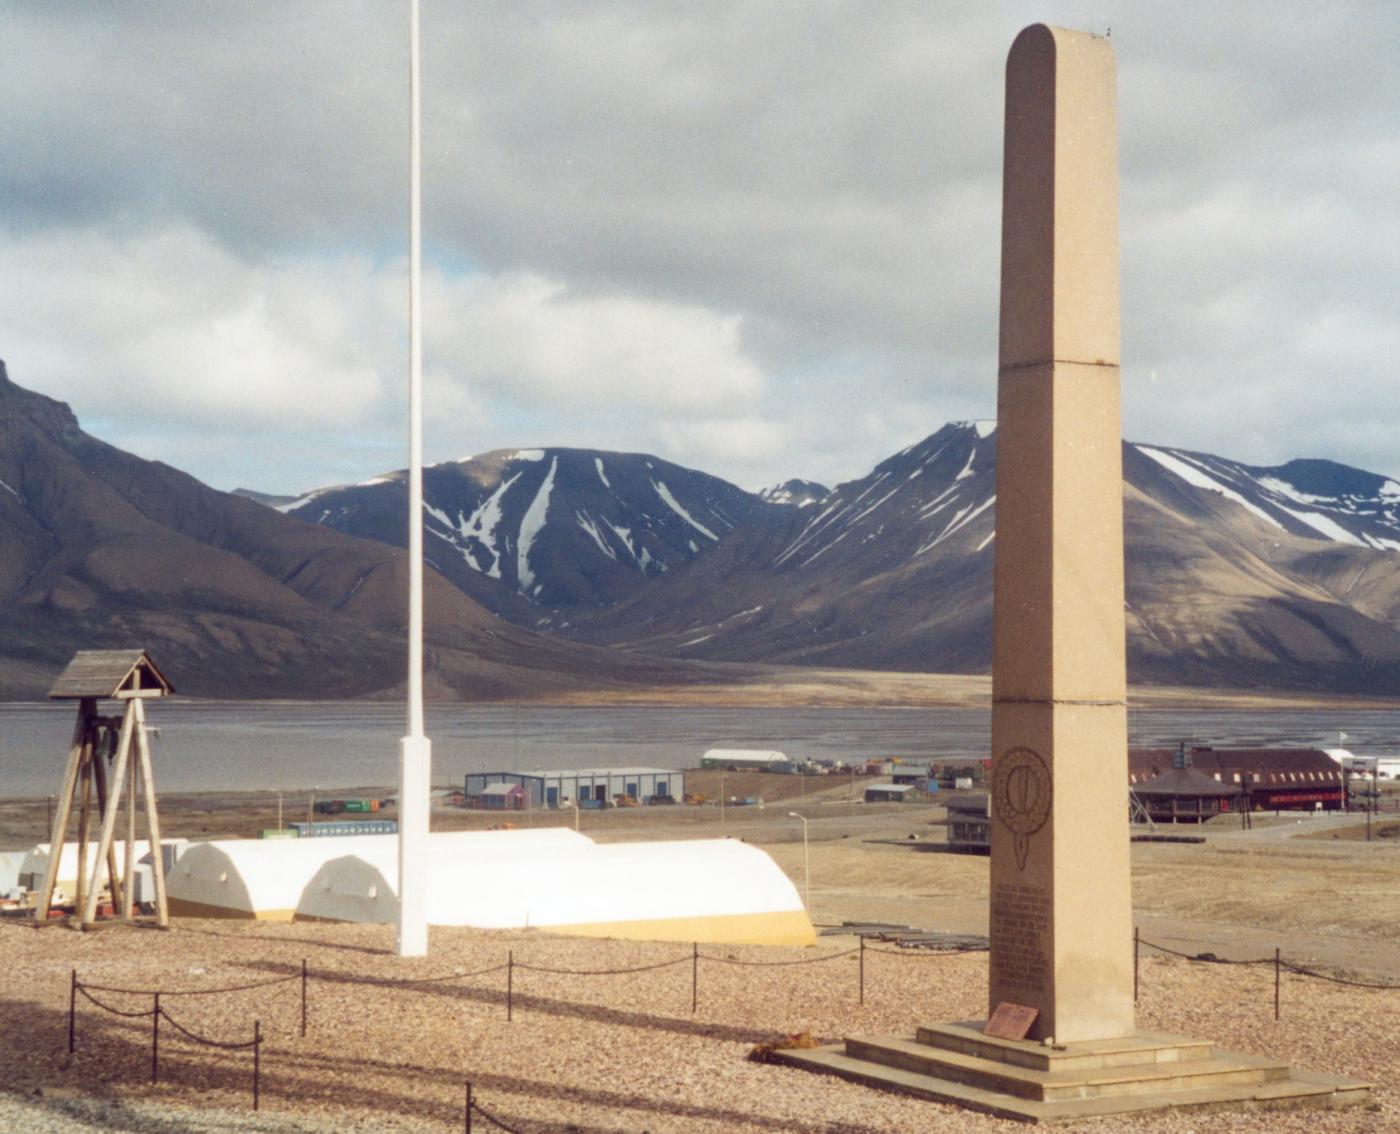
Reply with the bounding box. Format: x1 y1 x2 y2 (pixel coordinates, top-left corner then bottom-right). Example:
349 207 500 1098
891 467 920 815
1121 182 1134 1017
771 1021 1371 1124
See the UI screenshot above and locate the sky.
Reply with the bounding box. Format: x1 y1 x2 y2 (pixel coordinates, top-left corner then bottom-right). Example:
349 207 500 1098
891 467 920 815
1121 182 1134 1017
2 2 1396 496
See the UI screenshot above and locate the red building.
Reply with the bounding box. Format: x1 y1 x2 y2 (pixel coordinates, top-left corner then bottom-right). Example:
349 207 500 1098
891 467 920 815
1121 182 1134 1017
1129 747 1345 813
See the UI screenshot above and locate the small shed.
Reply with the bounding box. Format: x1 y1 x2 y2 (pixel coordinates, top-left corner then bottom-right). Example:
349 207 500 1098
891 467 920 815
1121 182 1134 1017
947 794 991 853
479 782 527 811
865 783 916 803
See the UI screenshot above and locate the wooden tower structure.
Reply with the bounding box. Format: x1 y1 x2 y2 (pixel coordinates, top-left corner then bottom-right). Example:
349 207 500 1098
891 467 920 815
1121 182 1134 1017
36 649 173 928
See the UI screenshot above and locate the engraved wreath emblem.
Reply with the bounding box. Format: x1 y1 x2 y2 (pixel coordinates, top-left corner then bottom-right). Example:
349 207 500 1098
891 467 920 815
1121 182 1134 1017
992 746 1052 871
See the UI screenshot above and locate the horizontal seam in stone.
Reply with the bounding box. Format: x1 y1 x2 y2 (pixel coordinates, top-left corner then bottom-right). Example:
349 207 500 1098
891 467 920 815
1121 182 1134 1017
997 359 1121 373
991 694 1120 702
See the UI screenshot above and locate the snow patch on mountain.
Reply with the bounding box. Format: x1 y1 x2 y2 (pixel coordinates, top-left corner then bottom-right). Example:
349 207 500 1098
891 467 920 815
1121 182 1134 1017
1257 476 1330 506
1137 446 1284 530
0 478 19 498
759 479 828 508
455 472 521 578
954 448 977 481
512 449 545 462
918 495 995 555
652 479 718 541
595 458 611 488
1270 503 1366 547
516 457 557 589
278 489 328 514
604 519 637 562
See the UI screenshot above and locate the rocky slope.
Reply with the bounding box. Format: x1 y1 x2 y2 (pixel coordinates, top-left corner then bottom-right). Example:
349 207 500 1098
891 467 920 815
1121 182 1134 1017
561 424 1400 694
272 447 788 629
0 361 702 700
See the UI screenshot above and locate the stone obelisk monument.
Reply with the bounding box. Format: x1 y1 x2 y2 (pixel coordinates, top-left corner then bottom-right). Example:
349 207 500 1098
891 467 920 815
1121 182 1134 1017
775 25 1369 1113
988 24 1134 1043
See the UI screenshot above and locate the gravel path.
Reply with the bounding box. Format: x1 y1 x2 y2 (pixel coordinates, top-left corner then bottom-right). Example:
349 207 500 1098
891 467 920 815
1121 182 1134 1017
2 918 1395 1134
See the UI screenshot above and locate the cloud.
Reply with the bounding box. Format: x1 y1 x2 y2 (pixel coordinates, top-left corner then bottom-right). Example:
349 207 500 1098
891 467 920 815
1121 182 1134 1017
0 225 387 429
3 3 1399 491
427 271 766 414
658 416 789 472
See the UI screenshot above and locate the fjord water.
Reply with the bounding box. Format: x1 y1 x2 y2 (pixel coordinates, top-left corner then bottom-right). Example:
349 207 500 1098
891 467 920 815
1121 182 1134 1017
1 701 1396 798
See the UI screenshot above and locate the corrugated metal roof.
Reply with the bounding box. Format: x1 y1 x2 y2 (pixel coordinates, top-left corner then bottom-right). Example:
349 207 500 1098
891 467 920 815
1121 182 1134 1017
510 767 677 779
1130 747 1338 781
48 649 174 700
1133 767 1241 797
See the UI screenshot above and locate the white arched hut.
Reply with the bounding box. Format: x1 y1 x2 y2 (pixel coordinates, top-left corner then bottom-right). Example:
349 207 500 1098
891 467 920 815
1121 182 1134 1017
167 829 814 946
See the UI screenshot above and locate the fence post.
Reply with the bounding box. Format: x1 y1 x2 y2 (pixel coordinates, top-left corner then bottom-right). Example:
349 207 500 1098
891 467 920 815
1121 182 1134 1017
691 943 698 1015
68 969 77 1054
253 1020 261 1111
1133 927 1139 1003
465 1080 473 1134
859 936 865 1006
507 950 513 1022
1274 947 1281 1021
300 958 308 1038
151 992 160 1084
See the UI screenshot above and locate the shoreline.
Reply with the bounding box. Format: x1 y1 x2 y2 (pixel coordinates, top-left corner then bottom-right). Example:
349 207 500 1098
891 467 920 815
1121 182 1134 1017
4 667 1399 711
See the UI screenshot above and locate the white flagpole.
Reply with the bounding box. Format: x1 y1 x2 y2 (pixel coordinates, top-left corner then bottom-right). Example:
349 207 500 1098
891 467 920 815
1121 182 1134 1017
396 0 430 957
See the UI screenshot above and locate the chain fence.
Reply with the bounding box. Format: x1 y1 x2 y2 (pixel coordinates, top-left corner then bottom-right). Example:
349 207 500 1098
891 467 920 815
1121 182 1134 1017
70 972 264 1108
60 924 1400 1125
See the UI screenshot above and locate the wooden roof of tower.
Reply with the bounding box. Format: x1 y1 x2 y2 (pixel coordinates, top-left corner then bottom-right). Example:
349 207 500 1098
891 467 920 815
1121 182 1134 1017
48 649 175 700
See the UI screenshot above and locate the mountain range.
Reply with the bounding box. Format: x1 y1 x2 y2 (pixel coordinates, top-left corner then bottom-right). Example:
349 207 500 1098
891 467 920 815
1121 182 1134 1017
0 361 706 700
255 423 1400 696
4 356 1398 699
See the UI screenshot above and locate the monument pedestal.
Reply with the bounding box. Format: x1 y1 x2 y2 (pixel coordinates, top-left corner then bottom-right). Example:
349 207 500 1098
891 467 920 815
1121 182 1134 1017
772 1022 1372 1124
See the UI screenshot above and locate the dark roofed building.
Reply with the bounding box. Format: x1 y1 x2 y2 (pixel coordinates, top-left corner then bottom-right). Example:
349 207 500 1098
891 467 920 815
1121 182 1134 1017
1130 747 1344 813
1132 761 1242 823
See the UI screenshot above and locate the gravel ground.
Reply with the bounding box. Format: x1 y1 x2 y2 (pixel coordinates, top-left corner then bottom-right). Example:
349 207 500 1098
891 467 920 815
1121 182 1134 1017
1 918 1395 1134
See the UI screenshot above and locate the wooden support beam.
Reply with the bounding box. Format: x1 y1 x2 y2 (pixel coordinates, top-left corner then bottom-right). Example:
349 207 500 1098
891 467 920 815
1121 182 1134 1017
124 746 137 921
35 705 89 920
82 706 136 926
135 699 169 927
75 728 94 921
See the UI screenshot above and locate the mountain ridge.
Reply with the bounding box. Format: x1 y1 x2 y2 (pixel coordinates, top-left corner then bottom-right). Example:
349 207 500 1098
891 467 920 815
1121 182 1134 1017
6 356 1399 698
0 361 709 700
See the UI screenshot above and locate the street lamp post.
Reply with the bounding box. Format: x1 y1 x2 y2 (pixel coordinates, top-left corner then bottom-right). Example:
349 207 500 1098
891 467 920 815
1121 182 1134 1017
787 811 810 911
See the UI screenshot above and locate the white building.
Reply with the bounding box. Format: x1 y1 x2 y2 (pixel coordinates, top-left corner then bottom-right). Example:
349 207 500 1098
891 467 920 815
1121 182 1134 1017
466 767 682 808
700 749 787 770
165 828 813 946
